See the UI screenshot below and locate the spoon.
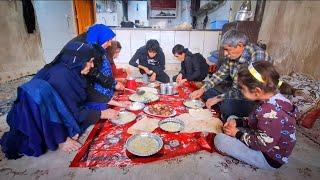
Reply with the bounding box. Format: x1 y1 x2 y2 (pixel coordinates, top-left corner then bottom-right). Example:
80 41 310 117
136 90 146 96
124 88 145 95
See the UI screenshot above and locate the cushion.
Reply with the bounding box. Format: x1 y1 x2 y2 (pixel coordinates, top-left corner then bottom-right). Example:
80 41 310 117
280 73 320 127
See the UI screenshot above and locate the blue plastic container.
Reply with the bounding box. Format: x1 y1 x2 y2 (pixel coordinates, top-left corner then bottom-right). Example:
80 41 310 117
210 20 229 29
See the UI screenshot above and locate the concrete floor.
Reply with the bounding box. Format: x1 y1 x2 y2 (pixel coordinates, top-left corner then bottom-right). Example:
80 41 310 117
0 113 319 180
0 71 320 180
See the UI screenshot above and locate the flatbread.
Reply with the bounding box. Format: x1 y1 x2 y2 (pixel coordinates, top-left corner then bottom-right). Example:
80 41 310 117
188 109 212 120
177 113 223 134
110 111 136 125
127 117 160 134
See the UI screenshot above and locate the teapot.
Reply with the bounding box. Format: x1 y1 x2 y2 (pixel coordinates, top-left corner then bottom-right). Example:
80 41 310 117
235 0 253 21
235 10 253 21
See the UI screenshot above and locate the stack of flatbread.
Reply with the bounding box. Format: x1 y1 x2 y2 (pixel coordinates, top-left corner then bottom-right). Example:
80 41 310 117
127 117 160 134
178 109 223 134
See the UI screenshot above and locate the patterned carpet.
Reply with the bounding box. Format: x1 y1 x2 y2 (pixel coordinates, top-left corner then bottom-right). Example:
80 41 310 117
281 73 320 144
0 73 319 144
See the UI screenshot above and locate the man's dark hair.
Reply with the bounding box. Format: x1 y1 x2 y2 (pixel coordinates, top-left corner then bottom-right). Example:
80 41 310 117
172 44 185 55
146 39 160 53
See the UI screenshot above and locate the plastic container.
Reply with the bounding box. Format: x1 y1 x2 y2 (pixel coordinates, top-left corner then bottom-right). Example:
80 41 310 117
210 20 228 30
126 77 137 90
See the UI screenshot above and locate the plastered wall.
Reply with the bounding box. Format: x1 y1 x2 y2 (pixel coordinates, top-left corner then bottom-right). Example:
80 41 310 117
259 1 320 79
0 1 44 83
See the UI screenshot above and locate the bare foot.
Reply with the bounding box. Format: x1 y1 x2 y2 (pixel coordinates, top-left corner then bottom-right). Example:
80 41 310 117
59 137 82 153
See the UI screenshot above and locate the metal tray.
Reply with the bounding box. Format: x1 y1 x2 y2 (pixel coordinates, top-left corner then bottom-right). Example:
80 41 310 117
125 132 163 156
110 111 137 125
159 118 185 132
183 99 205 109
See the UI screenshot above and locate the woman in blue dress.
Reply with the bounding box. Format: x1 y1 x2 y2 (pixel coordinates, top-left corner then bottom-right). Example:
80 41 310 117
0 42 119 159
68 24 131 110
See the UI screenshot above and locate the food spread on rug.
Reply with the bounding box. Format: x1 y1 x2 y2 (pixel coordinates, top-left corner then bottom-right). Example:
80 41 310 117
70 82 218 167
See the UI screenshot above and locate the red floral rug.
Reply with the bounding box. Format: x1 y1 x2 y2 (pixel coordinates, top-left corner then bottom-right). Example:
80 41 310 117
70 82 218 167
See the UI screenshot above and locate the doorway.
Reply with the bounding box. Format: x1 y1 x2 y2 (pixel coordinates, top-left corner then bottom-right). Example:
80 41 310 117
73 0 95 34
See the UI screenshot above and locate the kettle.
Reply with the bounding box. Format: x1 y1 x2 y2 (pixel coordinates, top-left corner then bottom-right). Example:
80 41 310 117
235 10 253 21
235 1 253 21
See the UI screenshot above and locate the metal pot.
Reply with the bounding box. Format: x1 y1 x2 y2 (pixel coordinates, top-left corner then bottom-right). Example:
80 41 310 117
235 10 253 21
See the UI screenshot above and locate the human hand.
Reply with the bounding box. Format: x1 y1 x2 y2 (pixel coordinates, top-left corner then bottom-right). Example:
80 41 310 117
115 78 126 83
205 96 223 109
100 109 119 119
118 101 132 108
223 119 237 130
150 73 156 82
178 79 187 86
176 74 183 83
143 67 150 74
190 88 205 99
115 81 125 91
223 125 239 137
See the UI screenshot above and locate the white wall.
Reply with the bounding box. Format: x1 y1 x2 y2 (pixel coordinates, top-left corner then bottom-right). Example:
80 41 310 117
196 0 231 29
96 0 189 28
148 0 189 28
34 1 77 63
128 1 149 26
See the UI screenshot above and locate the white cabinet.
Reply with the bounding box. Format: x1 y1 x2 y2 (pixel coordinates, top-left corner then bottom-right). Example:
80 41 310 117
114 30 131 63
113 29 220 64
203 31 221 58
174 31 190 49
189 31 205 54
130 30 148 56
160 31 175 63
145 31 161 42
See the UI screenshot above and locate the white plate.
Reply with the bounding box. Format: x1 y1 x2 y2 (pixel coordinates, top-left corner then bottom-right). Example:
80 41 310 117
138 87 158 94
126 102 145 111
129 92 159 103
125 132 163 156
143 106 176 118
183 99 205 109
110 111 137 125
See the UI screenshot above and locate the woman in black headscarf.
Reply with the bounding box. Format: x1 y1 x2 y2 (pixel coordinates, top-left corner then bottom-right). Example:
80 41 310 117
0 42 118 159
